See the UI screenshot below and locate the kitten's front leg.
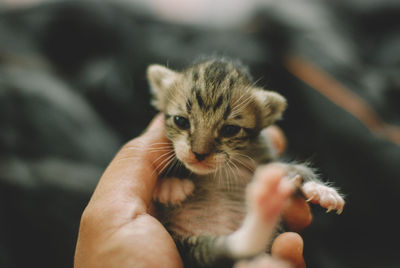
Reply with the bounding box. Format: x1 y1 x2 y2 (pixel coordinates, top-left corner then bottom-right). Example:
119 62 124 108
227 165 294 258
153 177 195 205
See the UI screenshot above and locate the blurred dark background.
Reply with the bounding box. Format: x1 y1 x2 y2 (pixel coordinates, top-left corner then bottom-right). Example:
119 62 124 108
0 0 399 267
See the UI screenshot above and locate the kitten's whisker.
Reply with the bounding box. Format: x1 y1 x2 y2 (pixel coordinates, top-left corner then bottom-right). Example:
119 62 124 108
227 160 238 191
145 148 174 153
236 158 256 171
211 161 218 182
117 145 171 160
230 101 252 118
232 98 252 113
124 146 171 150
230 94 254 115
164 157 179 176
221 163 228 190
146 142 172 145
230 86 252 109
125 141 169 148
124 143 172 152
152 152 175 175
146 145 173 149
232 155 254 170
177 159 185 175
251 77 263 88
233 153 256 165
153 150 174 165
227 159 238 188
218 164 224 188
157 156 176 177
214 162 222 187
170 158 181 175
233 157 255 173
122 147 172 156
146 144 173 148
225 161 233 191
152 150 175 166
223 163 230 190
154 154 176 176
229 158 241 176
230 93 251 113
225 159 237 191
114 155 141 163
230 92 248 109
122 145 148 152
132 146 173 152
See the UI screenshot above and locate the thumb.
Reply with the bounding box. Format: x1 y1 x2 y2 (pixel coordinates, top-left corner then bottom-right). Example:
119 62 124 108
86 114 171 224
132 114 174 174
143 113 166 139
271 232 306 268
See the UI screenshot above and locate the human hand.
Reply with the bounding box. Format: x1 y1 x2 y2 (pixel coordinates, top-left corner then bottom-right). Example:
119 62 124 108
74 114 182 267
74 115 312 268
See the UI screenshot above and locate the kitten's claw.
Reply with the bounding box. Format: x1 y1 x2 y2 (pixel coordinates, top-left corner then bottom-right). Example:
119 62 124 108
302 181 345 214
306 194 316 203
153 177 195 206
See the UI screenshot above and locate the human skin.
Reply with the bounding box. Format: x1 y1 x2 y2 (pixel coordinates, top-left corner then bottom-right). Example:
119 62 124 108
74 114 311 268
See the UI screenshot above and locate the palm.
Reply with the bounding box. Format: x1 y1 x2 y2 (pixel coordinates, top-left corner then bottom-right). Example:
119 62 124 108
107 214 182 267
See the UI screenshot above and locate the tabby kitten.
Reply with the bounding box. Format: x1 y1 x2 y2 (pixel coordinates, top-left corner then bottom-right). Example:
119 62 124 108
147 58 344 267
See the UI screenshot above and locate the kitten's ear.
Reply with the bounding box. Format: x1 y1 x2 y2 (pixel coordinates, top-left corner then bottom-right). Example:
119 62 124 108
252 88 287 127
147 64 179 111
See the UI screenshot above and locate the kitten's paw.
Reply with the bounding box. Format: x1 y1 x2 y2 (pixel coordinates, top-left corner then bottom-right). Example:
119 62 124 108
153 177 195 205
302 181 345 214
248 165 295 221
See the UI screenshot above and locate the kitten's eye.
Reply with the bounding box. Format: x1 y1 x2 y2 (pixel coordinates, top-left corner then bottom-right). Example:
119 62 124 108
174 116 190 130
220 125 241 137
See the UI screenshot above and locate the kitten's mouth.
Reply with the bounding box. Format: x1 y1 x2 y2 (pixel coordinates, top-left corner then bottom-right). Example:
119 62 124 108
184 160 216 175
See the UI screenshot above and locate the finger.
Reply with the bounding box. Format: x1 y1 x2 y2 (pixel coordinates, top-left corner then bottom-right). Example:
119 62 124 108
282 196 313 232
271 232 306 268
142 113 165 138
261 125 287 157
233 255 291 268
85 114 171 225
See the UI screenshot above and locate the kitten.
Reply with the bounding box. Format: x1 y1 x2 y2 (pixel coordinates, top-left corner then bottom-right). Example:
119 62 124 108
147 58 344 267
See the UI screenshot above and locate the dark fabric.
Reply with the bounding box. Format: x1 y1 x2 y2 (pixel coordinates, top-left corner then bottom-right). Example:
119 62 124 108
0 1 399 267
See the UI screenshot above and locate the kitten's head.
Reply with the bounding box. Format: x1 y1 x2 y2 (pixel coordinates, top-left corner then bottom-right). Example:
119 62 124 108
147 59 286 175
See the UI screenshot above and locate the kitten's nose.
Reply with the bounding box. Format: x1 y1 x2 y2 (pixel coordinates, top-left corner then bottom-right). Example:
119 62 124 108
193 152 208 162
